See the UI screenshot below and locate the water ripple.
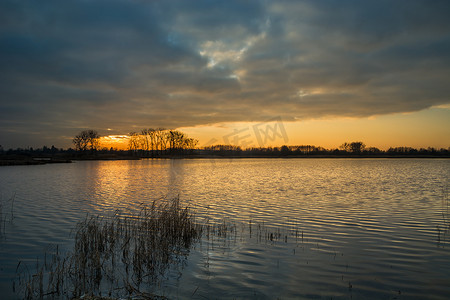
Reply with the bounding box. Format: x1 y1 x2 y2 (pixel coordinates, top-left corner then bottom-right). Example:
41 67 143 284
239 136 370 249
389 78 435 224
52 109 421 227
0 158 449 299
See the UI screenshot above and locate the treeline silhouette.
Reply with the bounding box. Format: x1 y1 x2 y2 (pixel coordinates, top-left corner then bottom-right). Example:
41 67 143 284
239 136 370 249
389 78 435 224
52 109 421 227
128 128 199 156
201 143 450 157
1 130 449 165
71 128 198 157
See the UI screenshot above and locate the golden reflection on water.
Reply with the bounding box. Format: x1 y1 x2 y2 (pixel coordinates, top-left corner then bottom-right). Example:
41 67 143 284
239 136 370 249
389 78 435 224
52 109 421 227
0 158 449 299
87 159 189 214
86 158 448 229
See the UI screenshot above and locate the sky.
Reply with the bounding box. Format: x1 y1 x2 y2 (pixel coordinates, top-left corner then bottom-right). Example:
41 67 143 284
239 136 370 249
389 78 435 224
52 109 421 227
1 0 449 150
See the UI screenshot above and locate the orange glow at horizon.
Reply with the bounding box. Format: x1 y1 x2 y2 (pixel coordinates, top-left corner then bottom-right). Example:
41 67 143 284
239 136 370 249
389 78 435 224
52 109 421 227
99 135 130 150
96 107 449 151
179 107 450 150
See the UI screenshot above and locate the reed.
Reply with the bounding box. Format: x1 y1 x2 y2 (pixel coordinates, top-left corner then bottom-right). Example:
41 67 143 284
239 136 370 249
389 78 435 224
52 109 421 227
0 193 15 235
18 197 304 299
442 186 449 228
18 197 202 299
437 186 449 245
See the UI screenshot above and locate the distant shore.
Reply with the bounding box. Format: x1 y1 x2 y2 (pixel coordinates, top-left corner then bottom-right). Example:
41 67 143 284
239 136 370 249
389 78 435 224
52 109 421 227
0 155 73 166
1 153 449 166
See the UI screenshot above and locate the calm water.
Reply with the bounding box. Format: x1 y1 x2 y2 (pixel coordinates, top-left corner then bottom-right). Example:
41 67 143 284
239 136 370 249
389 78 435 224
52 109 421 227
0 158 449 299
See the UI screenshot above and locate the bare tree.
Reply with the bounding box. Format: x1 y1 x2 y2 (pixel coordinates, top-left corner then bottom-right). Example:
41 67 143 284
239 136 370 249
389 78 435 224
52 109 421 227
73 130 100 153
350 141 366 153
149 128 156 155
125 128 198 156
73 132 89 152
339 141 366 153
339 142 351 152
184 138 199 152
140 129 150 154
128 132 140 154
155 128 168 155
168 130 186 151
140 128 156 156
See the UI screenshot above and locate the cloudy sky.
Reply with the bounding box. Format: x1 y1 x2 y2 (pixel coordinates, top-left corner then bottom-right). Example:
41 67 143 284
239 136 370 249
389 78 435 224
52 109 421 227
1 0 449 149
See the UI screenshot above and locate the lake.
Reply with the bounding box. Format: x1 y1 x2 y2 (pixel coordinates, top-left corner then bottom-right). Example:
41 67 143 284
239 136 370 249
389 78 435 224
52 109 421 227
0 158 449 299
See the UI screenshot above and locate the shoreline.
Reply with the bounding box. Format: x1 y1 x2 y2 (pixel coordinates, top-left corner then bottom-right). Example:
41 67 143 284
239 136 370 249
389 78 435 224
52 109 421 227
1 154 449 166
0 158 72 166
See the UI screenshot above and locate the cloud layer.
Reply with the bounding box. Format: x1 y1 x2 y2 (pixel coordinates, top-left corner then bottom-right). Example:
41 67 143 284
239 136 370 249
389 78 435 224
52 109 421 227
1 0 449 147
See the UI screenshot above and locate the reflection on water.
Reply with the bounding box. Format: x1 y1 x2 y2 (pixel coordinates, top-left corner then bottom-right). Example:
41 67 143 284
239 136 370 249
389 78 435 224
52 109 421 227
0 158 449 299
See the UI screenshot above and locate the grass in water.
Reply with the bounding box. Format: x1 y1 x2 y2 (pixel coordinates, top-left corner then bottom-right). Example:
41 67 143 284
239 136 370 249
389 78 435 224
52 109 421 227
16 197 303 299
18 197 202 299
0 193 15 236
437 185 450 245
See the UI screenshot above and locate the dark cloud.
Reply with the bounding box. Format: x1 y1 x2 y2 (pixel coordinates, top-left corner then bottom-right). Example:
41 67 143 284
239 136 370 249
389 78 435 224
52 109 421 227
0 0 449 148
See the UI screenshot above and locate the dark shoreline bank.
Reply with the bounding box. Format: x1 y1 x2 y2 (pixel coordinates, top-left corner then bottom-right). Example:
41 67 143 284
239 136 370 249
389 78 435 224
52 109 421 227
1 153 449 166
0 156 72 166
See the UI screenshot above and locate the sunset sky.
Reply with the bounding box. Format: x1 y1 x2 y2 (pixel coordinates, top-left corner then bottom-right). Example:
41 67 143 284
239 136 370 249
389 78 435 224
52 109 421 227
1 0 449 150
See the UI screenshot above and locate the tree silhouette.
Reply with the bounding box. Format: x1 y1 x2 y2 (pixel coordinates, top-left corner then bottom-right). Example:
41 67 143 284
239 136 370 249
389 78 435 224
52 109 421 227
73 130 100 153
126 128 199 156
184 138 199 150
168 130 186 151
350 142 366 153
339 142 351 152
340 141 365 153
128 132 140 154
